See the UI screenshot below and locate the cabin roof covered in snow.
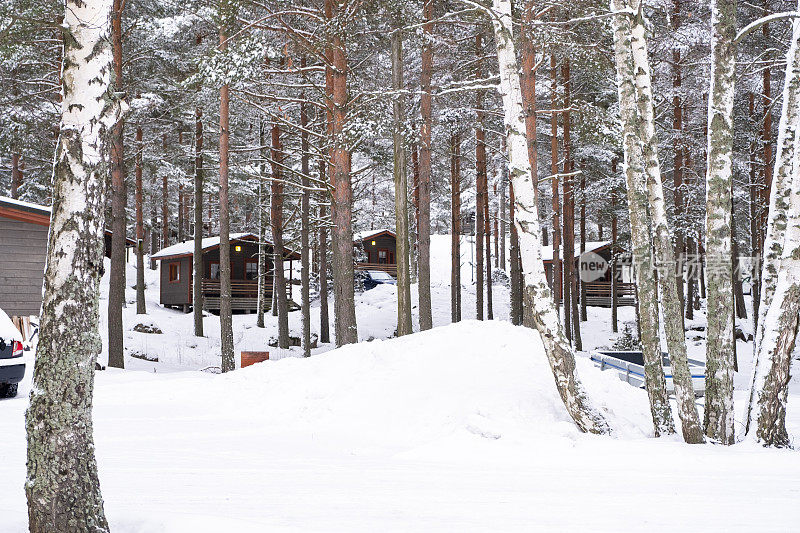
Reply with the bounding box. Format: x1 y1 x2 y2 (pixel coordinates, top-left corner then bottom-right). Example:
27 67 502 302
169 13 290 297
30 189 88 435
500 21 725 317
152 233 300 260
353 229 396 242
0 195 134 244
541 240 611 261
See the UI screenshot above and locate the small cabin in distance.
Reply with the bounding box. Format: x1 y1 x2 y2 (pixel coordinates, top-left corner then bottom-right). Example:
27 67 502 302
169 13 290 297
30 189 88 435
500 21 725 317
353 229 397 277
152 233 300 312
542 241 636 307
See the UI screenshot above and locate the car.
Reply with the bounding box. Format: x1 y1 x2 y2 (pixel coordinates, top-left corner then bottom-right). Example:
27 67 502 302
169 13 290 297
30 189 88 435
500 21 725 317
362 269 397 291
0 307 25 398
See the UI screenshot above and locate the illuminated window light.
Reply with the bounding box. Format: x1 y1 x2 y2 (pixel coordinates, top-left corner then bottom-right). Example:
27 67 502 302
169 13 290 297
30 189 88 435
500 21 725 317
234 245 242 252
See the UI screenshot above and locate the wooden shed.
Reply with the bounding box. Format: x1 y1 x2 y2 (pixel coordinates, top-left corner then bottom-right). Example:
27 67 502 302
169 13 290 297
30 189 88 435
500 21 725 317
0 196 133 317
542 240 636 307
151 233 300 312
354 229 397 277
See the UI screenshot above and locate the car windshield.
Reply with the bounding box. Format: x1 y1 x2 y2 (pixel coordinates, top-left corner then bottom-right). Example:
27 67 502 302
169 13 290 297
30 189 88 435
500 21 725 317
368 270 393 281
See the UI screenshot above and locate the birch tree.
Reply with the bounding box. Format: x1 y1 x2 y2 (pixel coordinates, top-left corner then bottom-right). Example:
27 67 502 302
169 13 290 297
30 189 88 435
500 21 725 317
625 0 704 443
488 0 609 435
746 10 800 446
610 0 676 437
25 0 122 528
704 0 737 444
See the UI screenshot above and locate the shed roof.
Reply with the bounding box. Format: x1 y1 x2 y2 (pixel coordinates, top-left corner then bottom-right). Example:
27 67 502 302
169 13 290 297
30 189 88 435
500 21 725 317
353 228 396 242
152 232 300 261
541 241 611 261
0 195 135 245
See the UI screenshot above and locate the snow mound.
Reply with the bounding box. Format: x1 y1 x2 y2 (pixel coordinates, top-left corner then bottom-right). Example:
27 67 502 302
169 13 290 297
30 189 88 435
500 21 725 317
99 320 653 462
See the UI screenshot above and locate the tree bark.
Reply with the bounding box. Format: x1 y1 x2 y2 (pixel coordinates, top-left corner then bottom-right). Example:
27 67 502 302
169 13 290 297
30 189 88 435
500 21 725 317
318 159 331 344
451 132 462 322
25 0 119 527
747 9 800 439
509 180 523 325
107 0 126 370
485 170 493 320
579 161 587 322
271 123 289 349
10 152 22 198
562 62 580 348
610 0 676 437
625 0 704 442
704 0 737 444
162 134 169 249
475 32 486 321
135 125 146 314
417 0 434 331
218 5 235 373
301 75 312 357
256 119 268 328
611 158 619 333
672 0 686 311
194 107 204 336
490 0 609 434
550 56 562 316
392 19 413 336
326 0 358 346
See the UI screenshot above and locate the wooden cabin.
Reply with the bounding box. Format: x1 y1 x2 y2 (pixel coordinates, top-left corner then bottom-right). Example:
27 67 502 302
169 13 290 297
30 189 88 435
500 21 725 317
0 196 134 317
542 241 636 307
354 229 397 277
152 233 300 312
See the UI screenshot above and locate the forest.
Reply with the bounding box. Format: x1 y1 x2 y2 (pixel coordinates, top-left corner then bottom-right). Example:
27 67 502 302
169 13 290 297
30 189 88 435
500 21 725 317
1 0 799 531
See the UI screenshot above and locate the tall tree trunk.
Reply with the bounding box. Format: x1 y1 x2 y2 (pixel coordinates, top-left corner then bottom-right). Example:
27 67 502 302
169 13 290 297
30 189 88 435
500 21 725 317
25 0 118 527
475 32 486 321
500 158 507 271
762 20 773 246
108 0 126 370
218 5 235 373
301 74 312 357
490 0 609 433
704 0 737 444
417 0 434 331
748 92 761 328
747 9 800 440
579 161 587 322
485 184 493 319
162 134 169 248
10 152 22 198
626 0 704 442
509 180 523 325
392 19 413 336
611 157 619 333
562 62 579 347
271 123 289 349
194 107 204 336
318 159 331 344
135 125 146 314
610 0 676 437
256 119 267 328
451 132 462 322
672 0 686 311
326 0 358 346
550 56 562 315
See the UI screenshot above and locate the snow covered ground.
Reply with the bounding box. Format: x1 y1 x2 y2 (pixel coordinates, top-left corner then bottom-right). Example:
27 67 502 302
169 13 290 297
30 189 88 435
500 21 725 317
1 235 799 531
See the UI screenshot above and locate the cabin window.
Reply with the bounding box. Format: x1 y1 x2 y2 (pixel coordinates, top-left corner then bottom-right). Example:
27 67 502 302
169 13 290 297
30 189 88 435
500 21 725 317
245 260 258 280
209 262 220 280
378 249 388 264
168 262 180 283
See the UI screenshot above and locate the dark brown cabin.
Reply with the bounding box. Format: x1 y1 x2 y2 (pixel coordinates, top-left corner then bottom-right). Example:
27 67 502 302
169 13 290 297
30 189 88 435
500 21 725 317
354 229 397 277
542 241 636 307
0 196 134 317
152 233 300 312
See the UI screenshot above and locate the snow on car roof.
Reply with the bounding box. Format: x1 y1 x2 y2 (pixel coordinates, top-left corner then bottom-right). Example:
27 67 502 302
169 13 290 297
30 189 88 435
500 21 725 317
0 308 23 343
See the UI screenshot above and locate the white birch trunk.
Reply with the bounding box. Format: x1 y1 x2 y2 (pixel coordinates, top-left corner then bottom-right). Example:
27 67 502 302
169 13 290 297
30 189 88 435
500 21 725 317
25 0 123 529
747 14 800 445
746 3 800 433
704 0 737 445
490 0 609 435
626 0 704 443
609 0 675 437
